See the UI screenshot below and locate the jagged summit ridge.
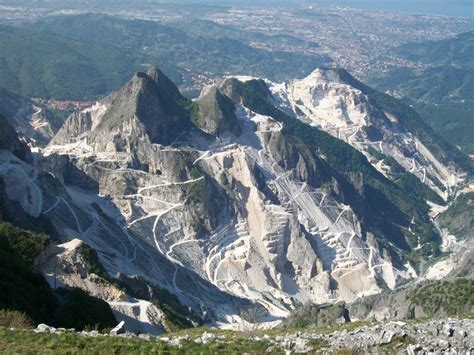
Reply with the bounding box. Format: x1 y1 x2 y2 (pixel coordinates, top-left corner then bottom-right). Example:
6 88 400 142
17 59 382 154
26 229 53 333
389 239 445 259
146 66 184 102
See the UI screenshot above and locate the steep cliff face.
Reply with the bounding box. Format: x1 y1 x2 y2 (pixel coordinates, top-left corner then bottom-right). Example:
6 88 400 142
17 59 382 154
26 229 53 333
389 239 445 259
0 114 31 162
1 66 470 330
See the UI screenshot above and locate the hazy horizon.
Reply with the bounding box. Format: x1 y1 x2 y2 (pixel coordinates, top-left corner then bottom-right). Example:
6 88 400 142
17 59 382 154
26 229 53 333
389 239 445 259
1 0 473 18
163 0 474 18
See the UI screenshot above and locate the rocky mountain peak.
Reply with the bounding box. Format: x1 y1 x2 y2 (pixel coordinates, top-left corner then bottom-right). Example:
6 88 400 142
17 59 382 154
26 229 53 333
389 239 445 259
103 68 191 146
146 66 183 102
297 67 346 86
52 67 192 150
193 85 241 136
270 67 468 197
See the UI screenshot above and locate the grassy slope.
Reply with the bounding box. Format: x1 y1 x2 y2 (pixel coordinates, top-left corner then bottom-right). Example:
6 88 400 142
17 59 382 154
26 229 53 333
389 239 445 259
0 328 280 354
0 320 415 354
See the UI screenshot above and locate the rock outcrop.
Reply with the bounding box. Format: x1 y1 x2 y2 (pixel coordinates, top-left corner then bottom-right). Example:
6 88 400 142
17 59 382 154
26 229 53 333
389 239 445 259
35 238 168 335
193 86 241 136
0 114 31 162
52 67 192 151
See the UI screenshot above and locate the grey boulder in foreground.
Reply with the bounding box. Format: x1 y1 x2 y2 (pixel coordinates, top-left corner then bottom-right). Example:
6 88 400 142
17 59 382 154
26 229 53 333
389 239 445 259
32 318 473 353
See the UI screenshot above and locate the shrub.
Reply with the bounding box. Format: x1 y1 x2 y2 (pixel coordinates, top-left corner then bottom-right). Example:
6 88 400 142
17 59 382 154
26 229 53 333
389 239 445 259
409 278 474 316
0 309 34 329
77 243 108 279
0 222 50 266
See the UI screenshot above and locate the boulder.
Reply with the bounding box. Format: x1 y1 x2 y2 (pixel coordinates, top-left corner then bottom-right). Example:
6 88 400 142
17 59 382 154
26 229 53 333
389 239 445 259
88 330 100 337
407 344 423 355
444 324 454 337
110 321 126 335
201 331 217 344
34 324 56 333
438 339 450 349
380 330 395 345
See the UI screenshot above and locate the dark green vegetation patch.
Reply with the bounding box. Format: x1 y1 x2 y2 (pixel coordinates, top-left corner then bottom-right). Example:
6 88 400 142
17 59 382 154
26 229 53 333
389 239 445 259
0 25 142 100
337 69 472 174
77 243 109 279
409 278 474 317
438 192 474 241
0 13 330 101
368 31 474 155
281 303 351 329
0 222 117 331
0 222 56 324
32 13 330 98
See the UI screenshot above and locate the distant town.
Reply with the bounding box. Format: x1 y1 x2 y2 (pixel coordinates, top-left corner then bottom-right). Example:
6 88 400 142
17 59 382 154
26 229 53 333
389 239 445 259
0 1 472 90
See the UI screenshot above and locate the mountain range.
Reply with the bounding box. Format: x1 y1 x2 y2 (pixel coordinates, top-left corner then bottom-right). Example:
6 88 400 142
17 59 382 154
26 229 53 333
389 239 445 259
0 14 329 100
0 64 472 333
368 31 474 154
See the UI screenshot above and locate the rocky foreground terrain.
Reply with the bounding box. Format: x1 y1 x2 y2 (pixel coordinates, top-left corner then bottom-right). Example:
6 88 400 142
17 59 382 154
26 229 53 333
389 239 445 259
28 318 474 354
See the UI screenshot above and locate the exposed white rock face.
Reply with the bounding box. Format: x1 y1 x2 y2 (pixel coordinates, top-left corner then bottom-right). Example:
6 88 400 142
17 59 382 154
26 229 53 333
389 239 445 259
29 105 55 143
270 68 464 199
34 81 412 325
193 106 397 307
